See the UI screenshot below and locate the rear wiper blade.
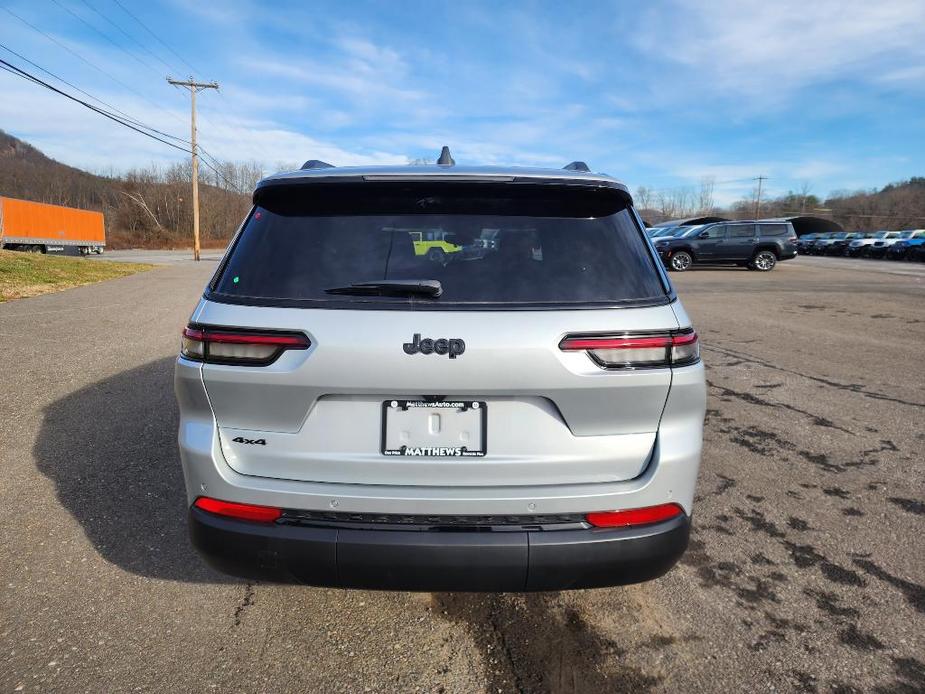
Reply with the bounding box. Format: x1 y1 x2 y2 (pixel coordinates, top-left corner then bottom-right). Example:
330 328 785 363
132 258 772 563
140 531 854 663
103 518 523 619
324 279 443 297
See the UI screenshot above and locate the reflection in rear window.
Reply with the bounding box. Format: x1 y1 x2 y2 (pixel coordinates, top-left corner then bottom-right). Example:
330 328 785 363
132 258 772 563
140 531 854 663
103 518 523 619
212 183 668 309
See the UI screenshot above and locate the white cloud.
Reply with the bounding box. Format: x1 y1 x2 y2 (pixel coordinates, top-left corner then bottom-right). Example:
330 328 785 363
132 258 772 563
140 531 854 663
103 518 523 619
0 70 406 172
2 0 922 201
635 0 925 102
242 32 432 113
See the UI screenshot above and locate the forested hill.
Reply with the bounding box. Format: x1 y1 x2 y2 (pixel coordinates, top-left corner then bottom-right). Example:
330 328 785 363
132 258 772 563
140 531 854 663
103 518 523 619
0 130 252 248
727 178 925 231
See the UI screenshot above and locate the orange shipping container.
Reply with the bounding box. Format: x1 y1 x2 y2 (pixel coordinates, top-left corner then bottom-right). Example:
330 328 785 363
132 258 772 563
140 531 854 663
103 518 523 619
0 197 105 248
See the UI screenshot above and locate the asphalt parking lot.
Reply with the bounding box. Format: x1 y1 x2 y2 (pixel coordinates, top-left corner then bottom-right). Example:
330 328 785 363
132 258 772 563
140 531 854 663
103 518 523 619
1 254 922 693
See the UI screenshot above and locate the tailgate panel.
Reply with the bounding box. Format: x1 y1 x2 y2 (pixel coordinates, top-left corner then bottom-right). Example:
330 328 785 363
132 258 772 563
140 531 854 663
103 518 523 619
199 301 679 487
218 396 656 486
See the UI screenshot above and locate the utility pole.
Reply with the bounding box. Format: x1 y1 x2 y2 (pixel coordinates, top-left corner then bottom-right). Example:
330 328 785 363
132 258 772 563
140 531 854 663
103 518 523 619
167 76 218 261
753 175 767 219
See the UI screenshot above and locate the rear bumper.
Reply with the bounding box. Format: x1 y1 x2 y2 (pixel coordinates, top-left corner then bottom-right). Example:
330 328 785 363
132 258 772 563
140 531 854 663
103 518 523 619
189 506 690 591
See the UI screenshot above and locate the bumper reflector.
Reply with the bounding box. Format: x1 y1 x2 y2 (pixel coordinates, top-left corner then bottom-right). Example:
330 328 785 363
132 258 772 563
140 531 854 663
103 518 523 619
193 497 282 523
585 503 684 528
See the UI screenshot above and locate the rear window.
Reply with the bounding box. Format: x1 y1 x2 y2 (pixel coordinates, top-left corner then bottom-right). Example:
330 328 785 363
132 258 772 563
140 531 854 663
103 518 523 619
210 183 669 309
758 223 791 236
729 224 756 238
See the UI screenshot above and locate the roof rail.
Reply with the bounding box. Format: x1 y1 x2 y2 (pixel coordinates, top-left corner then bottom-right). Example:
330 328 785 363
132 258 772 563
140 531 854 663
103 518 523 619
563 161 590 172
436 146 455 167
301 159 334 170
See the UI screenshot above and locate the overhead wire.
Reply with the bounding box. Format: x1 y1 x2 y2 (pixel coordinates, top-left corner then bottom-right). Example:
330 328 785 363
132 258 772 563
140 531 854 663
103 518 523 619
0 56 189 153
2 5 189 131
76 0 180 75
49 0 162 78
48 0 206 128
111 0 201 76
0 0 250 197
1 54 245 193
0 41 191 146
197 155 248 194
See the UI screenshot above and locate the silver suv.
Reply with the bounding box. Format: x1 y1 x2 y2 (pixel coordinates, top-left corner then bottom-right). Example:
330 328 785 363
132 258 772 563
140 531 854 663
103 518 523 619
175 154 706 591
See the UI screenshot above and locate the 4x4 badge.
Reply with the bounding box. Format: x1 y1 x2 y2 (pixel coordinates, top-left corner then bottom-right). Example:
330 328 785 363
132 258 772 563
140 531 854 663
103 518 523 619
232 436 266 445
403 333 465 359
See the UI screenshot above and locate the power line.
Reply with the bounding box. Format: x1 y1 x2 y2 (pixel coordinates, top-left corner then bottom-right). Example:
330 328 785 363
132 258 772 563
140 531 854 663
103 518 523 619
50 0 210 127
76 0 180 75
754 175 767 219
197 155 248 195
0 45 242 194
112 0 201 76
2 6 189 131
49 0 161 77
0 41 190 146
197 148 229 178
0 56 189 153
85 0 233 151
93 0 232 137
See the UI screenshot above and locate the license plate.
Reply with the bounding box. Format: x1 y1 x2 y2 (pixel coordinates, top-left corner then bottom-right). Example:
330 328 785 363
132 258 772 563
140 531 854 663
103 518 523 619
381 400 486 457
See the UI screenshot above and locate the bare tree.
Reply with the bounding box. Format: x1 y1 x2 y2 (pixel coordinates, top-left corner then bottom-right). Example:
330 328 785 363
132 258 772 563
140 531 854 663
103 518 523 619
697 177 715 214
635 185 652 210
797 181 813 213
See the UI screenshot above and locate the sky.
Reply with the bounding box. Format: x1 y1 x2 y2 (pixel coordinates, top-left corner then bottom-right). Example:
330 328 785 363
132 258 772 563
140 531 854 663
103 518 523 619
1 0 923 205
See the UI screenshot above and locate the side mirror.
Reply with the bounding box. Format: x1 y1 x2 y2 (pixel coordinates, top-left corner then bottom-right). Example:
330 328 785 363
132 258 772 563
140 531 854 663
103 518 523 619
698 231 710 239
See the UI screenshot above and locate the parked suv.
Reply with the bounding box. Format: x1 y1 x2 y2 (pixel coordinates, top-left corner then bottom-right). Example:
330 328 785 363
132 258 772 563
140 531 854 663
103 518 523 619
811 232 845 255
175 156 706 591
826 232 868 256
885 231 925 260
847 230 900 257
869 230 923 258
806 232 834 255
653 220 797 271
795 233 819 254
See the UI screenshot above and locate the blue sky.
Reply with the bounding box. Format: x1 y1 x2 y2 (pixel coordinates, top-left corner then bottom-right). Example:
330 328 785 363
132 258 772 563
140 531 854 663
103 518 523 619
1 0 923 205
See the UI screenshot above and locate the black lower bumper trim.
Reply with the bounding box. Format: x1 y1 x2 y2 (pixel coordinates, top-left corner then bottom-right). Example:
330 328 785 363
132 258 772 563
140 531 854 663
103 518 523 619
189 507 690 591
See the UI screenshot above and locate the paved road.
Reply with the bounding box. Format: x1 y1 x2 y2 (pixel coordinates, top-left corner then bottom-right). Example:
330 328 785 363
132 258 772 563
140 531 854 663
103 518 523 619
89 248 225 264
1 259 922 693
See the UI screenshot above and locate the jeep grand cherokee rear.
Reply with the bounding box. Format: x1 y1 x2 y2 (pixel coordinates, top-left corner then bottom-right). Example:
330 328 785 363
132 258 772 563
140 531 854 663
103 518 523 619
175 159 706 591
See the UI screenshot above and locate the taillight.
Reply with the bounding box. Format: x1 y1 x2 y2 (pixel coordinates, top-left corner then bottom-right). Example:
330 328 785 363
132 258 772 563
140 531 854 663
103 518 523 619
559 331 699 368
181 325 309 365
194 497 282 523
585 503 684 528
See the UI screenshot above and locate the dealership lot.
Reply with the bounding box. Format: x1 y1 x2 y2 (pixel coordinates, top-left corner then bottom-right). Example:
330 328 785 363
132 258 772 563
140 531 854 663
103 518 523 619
0 256 922 693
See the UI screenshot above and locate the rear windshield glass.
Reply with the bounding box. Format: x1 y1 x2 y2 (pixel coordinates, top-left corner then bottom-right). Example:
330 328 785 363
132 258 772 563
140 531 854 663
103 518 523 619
210 182 668 309
759 223 791 236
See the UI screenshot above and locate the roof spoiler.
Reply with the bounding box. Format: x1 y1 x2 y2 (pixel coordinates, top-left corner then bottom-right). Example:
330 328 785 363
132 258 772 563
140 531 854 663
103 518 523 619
301 159 335 170
563 161 590 172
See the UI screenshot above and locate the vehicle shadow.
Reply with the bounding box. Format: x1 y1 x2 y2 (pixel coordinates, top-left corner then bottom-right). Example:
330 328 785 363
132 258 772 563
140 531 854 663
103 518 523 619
673 265 752 272
33 357 234 583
